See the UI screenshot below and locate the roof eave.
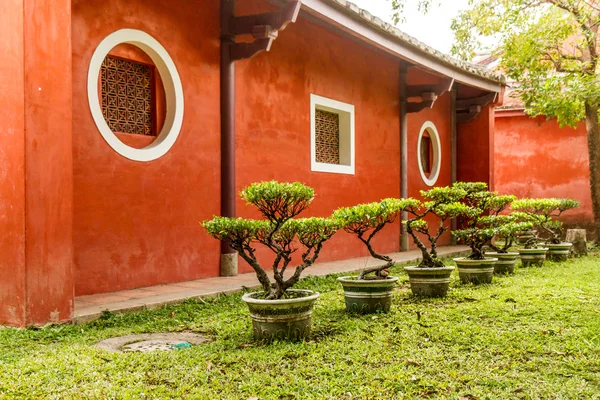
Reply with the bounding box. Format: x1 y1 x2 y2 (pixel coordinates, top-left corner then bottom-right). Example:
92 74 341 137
267 0 504 93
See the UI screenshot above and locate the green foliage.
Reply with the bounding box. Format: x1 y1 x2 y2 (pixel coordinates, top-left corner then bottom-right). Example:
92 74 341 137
405 185 482 268
333 198 419 235
241 181 315 222
511 198 580 244
452 226 497 246
512 198 580 216
421 186 467 204
292 218 339 248
390 0 439 24
453 181 488 194
427 201 481 220
334 198 420 278
202 217 268 245
452 184 519 258
481 214 535 247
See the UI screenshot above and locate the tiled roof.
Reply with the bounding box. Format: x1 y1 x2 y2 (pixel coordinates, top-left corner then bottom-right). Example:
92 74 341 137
326 0 505 84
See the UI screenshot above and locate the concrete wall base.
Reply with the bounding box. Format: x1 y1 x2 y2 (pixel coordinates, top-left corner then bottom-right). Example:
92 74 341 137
220 253 238 276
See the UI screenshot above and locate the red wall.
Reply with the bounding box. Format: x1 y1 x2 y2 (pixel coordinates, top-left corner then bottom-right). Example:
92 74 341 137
24 0 75 324
234 1 456 269
494 112 594 226
71 0 221 295
0 0 26 326
59 0 477 298
457 106 493 186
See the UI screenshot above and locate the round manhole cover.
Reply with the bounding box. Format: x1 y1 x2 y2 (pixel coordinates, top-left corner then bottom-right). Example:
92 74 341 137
96 333 210 353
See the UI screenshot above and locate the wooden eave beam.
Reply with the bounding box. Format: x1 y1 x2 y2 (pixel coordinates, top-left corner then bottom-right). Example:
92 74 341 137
405 79 453 114
406 79 454 98
455 92 497 123
231 1 301 35
229 1 301 61
456 92 497 110
407 99 435 114
230 38 274 61
456 105 482 123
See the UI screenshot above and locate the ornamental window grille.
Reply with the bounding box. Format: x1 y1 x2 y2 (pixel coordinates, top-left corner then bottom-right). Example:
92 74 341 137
314 109 340 164
420 134 432 174
101 56 154 136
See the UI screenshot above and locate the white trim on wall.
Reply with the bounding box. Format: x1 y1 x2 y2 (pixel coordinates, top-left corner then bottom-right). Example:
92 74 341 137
87 29 184 162
310 94 355 175
417 121 442 186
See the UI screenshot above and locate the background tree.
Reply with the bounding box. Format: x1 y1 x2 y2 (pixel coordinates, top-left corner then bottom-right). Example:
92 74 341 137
390 0 600 238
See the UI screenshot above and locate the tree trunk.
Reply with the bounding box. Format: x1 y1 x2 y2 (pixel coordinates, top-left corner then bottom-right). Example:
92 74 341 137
565 228 587 256
584 103 600 242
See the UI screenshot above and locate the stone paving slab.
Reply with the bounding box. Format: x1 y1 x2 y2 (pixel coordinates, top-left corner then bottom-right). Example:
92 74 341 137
73 246 469 324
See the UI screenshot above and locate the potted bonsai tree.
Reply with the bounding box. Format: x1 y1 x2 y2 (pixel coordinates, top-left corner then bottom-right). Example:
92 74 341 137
403 186 479 297
511 198 580 262
484 213 534 274
333 198 418 313
452 183 517 281
202 181 338 342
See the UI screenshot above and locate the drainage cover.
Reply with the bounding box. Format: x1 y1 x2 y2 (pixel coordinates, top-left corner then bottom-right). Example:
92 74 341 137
96 332 210 353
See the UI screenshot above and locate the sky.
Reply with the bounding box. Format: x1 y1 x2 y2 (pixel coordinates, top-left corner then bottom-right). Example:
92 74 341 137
350 0 471 54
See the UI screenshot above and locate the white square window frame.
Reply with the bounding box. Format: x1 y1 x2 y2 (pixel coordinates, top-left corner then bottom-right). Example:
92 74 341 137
310 94 355 175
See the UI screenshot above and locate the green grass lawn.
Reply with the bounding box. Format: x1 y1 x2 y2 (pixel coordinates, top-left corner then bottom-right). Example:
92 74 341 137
1 251 599 399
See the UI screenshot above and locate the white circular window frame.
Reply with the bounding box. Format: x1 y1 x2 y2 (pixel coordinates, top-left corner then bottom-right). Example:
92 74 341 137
87 29 184 162
417 121 442 187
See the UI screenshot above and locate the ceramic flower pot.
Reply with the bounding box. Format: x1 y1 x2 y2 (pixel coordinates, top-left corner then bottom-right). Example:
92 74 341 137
403 266 455 298
484 252 519 275
518 248 548 267
337 276 398 313
545 242 573 262
242 290 319 342
454 258 497 284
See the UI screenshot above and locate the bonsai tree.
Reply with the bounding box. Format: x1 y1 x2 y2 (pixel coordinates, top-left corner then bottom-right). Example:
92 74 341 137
333 198 419 279
486 213 535 253
487 215 534 253
202 181 338 300
511 198 580 246
405 186 479 268
451 182 518 260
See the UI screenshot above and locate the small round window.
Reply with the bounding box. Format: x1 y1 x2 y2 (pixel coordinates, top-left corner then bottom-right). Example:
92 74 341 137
417 121 441 186
87 29 184 162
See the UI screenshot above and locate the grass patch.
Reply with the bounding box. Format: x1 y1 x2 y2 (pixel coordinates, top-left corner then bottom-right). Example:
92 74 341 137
1 251 599 399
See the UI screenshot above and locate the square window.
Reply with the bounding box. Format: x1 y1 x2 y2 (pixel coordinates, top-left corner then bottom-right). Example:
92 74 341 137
100 55 155 136
310 94 355 175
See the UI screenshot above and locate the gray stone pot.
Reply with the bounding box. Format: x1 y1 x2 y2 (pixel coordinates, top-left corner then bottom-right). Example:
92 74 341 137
242 290 319 342
403 266 455 298
338 276 398 314
484 252 519 275
518 248 548 267
454 257 497 284
546 242 573 262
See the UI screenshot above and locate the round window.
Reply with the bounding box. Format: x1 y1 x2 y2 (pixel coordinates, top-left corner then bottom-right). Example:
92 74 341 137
417 121 441 186
87 29 184 162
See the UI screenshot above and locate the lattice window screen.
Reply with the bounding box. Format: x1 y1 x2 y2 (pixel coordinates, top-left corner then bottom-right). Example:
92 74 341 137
315 109 340 164
420 135 432 174
101 56 154 136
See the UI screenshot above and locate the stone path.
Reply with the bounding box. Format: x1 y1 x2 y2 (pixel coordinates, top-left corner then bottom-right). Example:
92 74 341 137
74 246 469 324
